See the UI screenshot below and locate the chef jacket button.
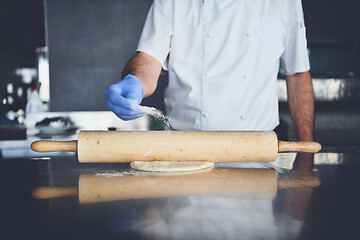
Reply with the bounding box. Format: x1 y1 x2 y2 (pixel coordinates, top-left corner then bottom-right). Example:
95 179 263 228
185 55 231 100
205 72 210 77
241 115 246 120
243 74 248 79
207 33 212 38
203 113 208 118
246 33 251 37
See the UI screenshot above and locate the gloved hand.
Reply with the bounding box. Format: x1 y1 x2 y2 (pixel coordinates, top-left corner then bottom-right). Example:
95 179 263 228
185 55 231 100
105 74 144 120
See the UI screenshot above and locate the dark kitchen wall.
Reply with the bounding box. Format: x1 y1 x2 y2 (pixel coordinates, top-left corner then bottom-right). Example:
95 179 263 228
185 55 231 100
46 0 168 112
0 0 45 118
302 0 360 77
0 0 44 78
303 0 360 42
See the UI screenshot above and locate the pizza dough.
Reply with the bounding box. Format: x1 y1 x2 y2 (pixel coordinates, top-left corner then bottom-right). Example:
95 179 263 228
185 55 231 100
130 161 214 172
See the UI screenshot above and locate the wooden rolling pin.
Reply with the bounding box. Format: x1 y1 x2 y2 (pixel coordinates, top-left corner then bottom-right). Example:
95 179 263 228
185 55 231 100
32 168 321 203
31 131 321 163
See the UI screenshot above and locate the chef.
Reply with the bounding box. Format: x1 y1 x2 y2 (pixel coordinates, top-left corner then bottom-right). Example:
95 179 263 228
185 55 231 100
105 0 314 142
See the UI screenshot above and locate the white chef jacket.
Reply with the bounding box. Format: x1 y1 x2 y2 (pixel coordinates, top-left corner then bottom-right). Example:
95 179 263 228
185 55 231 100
137 0 310 131
139 197 280 240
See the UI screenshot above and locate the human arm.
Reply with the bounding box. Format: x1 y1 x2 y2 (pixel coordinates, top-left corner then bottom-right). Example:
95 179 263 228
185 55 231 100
105 51 162 120
282 154 315 220
285 71 314 141
122 51 162 98
106 0 172 120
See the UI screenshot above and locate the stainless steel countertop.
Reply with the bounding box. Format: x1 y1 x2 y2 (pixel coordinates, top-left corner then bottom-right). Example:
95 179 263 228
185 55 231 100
2 151 360 239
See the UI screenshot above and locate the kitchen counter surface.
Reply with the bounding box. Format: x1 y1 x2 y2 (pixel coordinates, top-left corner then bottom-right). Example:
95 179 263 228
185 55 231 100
1 149 360 240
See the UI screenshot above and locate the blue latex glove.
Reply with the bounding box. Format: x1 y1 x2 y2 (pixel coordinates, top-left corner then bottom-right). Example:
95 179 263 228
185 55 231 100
105 74 144 120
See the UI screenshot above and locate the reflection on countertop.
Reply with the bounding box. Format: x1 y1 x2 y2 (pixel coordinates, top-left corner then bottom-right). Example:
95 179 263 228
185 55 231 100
31 164 319 240
2 152 360 239
32 167 320 203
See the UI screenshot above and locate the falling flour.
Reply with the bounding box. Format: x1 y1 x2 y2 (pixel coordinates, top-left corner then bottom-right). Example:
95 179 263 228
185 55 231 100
129 99 173 131
139 105 173 131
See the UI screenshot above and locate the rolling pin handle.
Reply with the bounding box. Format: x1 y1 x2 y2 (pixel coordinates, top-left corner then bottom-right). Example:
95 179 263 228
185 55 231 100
32 186 78 199
278 141 321 153
31 140 78 152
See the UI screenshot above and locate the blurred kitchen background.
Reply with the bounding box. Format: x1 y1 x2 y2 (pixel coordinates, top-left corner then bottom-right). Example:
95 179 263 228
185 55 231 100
0 0 359 151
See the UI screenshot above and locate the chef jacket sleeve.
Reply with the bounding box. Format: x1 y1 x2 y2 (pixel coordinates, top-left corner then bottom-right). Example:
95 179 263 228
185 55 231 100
136 0 173 71
280 0 310 76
